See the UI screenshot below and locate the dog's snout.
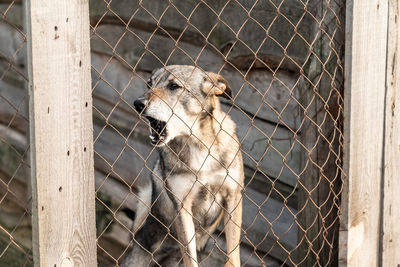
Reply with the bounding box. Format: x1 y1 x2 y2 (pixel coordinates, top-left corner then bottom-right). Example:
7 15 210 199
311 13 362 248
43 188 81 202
134 99 146 113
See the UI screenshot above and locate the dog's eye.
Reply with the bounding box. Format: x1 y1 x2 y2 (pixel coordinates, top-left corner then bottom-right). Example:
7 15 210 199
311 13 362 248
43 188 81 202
167 82 181 91
146 79 152 88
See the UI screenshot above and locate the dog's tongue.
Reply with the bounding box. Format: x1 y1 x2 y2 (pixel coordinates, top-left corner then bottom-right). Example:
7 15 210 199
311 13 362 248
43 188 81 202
146 117 167 144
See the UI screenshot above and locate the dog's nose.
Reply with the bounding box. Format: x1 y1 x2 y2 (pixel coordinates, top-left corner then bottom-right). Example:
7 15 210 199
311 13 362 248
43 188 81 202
134 99 146 113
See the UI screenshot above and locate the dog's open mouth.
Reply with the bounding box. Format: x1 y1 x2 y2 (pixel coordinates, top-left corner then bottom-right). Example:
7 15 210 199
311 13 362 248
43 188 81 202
146 116 167 145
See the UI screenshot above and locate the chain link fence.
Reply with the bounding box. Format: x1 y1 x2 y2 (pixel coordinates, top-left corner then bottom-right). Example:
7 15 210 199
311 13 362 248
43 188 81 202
0 0 345 266
0 0 32 266
89 0 345 266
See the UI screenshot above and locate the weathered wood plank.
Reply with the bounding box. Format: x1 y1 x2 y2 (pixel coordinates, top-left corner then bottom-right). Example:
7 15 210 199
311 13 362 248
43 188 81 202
342 1 388 266
0 80 28 133
222 104 301 187
382 0 400 265
90 24 224 73
0 22 25 64
0 124 28 184
25 0 97 266
234 187 297 264
90 31 301 128
94 169 138 210
0 169 29 213
89 0 315 72
338 0 354 265
220 69 300 129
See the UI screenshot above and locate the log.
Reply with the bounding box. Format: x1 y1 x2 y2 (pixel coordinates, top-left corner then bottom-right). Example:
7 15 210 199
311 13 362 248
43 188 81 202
0 80 28 133
0 169 28 213
90 34 301 129
228 187 297 263
0 124 29 183
244 165 297 208
93 122 154 186
89 0 314 72
95 169 138 210
220 69 300 130
90 24 225 73
0 22 25 66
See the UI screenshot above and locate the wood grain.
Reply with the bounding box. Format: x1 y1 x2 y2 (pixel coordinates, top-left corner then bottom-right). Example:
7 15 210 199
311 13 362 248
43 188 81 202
25 0 97 266
382 0 400 265
343 1 388 266
338 0 354 265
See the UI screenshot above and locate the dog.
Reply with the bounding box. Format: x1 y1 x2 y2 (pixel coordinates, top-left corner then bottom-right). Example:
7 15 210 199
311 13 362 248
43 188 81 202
121 65 244 267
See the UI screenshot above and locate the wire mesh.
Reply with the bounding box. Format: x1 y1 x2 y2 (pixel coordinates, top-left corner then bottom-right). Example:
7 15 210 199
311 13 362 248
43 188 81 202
89 0 345 266
0 0 32 266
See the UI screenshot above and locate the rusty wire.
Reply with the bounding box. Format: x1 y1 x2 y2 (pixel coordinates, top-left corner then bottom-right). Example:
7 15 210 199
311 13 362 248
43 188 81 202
0 0 32 266
90 0 345 266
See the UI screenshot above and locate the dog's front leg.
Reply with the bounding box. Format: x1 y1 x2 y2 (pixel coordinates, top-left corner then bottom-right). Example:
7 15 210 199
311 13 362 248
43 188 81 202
224 189 243 267
175 197 199 267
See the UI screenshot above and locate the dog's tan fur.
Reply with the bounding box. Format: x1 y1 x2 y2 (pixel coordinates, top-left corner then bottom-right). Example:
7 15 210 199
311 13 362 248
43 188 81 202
122 65 244 267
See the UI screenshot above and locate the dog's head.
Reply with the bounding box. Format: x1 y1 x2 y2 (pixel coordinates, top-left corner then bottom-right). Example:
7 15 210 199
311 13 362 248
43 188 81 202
134 65 231 146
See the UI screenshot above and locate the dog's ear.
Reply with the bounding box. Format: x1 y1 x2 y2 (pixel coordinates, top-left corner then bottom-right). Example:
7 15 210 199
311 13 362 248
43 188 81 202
202 72 232 99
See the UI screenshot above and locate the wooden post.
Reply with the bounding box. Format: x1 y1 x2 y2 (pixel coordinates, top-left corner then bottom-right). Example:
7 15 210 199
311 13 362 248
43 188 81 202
24 0 97 266
339 0 400 266
382 0 400 265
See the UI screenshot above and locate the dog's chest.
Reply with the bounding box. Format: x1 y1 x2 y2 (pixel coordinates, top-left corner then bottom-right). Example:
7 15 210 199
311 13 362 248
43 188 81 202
160 140 240 201
189 148 218 171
